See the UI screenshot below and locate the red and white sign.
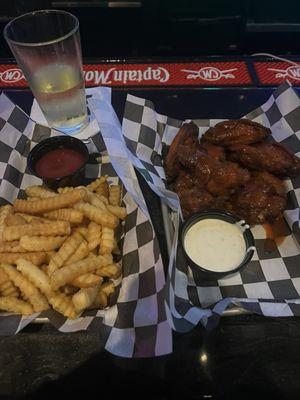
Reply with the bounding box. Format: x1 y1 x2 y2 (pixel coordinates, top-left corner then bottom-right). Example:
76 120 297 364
181 66 237 81
0 67 24 85
254 62 300 85
83 62 251 86
0 62 251 88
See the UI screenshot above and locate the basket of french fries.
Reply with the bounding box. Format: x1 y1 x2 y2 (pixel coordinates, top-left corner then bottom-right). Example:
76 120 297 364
0 177 126 319
0 90 171 359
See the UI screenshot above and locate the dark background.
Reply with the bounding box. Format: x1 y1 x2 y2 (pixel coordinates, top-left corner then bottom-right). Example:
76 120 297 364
1 0 300 58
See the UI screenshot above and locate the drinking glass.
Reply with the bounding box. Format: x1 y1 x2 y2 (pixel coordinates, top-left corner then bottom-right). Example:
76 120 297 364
4 10 88 134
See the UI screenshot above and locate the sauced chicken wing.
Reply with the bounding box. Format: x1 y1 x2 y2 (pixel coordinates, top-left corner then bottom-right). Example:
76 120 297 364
251 171 286 197
206 161 251 197
229 142 300 178
164 121 199 181
230 172 286 224
176 144 250 195
176 144 217 186
200 142 226 161
172 171 214 218
202 119 271 147
165 119 299 224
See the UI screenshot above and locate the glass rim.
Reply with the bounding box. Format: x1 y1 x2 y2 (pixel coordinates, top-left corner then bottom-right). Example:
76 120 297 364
3 9 79 47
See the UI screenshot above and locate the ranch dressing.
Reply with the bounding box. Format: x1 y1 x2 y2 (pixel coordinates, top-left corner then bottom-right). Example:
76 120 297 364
184 219 246 272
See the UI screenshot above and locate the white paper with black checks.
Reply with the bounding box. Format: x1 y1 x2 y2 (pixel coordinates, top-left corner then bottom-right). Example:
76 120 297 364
0 88 172 358
121 81 300 331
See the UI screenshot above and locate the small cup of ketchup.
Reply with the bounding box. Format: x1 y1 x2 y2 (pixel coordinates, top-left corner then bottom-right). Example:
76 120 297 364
28 136 89 190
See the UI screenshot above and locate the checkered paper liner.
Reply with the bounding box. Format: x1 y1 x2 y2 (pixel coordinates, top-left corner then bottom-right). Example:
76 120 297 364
121 81 300 331
0 88 172 358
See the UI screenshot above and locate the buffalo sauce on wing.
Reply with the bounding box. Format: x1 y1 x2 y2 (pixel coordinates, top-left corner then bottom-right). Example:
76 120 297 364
263 216 290 253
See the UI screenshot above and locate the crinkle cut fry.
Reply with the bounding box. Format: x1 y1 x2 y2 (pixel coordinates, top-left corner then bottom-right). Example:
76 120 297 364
71 273 103 288
64 240 89 266
72 285 100 311
0 268 19 297
0 241 27 253
99 227 114 255
3 221 71 241
109 185 121 206
85 176 108 192
47 230 84 275
16 259 56 300
74 202 118 229
13 189 86 214
49 292 79 319
20 236 67 252
87 221 101 251
44 208 84 224
0 264 49 312
0 296 34 315
0 252 48 266
25 185 56 199
51 254 113 290
0 205 13 240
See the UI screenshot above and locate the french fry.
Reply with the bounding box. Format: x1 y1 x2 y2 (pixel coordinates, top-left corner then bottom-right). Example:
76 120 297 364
1 264 49 312
86 176 108 192
0 205 13 240
5 214 27 226
85 191 107 212
65 240 89 265
0 252 48 266
48 292 79 319
20 236 67 252
57 186 86 194
0 268 19 297
16 259 56 300
44 208 84 224
50 253 113 290
87 221 101 251
26 197 40 202
47 231 84 275
72 285 100 311
75 226 88 240
106 205 127 220
0 241 27 253
3 221 71 241
109 185 121 206
74 202 118 229
57 187 72 194
101 281 115 297
90 290 107 310
96 263 122 279
71 273 103 288
25 185 56 199
13 189 86 214
0 281 19 297
99 227 114 255
16 214 49 224
96 194 109 205
95 181 109 198
0 296 33 315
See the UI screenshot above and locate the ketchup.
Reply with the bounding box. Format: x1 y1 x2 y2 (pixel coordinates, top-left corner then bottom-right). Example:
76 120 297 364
35 148 85 179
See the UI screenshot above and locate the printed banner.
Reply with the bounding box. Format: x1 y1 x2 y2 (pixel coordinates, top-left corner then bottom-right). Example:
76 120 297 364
0 62 252 88
254 61 300 86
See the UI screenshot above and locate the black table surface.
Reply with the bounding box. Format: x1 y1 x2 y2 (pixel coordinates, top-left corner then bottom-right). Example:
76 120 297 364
1 86 300 400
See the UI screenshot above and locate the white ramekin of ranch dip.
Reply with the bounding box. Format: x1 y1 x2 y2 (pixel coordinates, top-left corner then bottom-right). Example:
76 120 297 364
181 210 255 279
